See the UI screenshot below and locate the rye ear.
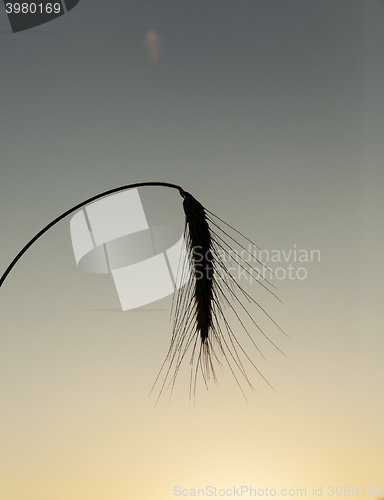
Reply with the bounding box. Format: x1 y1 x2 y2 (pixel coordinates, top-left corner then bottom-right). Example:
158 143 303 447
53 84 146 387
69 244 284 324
152 191 286 404
182 192 215 380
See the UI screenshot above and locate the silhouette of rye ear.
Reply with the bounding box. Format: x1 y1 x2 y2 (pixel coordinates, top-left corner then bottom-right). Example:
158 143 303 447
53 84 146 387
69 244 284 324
0 182 286 401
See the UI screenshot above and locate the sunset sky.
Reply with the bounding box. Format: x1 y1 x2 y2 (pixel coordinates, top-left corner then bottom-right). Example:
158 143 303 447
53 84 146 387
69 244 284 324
0 1 383 499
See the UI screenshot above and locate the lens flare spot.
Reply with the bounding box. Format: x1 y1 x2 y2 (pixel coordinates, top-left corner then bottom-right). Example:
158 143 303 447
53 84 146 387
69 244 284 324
144 30 161 62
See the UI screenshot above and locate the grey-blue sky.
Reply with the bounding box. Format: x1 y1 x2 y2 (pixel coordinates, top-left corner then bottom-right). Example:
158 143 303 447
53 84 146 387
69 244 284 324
1 0 380 243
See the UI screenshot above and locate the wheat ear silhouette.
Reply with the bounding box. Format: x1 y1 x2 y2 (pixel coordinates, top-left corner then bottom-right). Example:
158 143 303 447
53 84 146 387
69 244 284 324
0 182 286 401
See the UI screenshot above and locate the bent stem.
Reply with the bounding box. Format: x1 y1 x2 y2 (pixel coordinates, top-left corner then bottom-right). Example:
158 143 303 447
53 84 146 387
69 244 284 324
0 182 185 288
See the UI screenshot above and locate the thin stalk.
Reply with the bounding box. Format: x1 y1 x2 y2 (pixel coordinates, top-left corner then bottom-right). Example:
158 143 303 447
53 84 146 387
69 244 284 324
0 182 185 288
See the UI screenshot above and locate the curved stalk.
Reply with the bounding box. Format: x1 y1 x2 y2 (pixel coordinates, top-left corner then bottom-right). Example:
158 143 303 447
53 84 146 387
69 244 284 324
0 181 185 288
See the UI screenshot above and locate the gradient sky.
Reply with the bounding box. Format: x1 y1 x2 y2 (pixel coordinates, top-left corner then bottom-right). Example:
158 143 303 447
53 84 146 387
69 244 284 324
1 1 384 499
